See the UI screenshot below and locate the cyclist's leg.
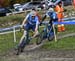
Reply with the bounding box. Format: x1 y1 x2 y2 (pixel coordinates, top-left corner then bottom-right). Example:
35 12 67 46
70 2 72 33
16 24 31 55
23 23 30 45
18 23 30 49
32 31 39 38
25 30 30 44
36 25 48 45
18 23 29 46
48 19 54 41
49 19 52 26
49 19 57 33
19 31 27 45
48 19 53 32
36 30 46 45
17 30 28 51
16 31 27 55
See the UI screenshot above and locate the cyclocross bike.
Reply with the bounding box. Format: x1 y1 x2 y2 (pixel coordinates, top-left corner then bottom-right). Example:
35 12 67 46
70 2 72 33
36 22 57 45
16 26 40 55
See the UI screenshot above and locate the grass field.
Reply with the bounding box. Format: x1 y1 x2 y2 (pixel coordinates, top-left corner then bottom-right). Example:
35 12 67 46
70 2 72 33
0 31 22 55
42 25 75 50
0 25 75 55
0 6 75 55
42 36 75 50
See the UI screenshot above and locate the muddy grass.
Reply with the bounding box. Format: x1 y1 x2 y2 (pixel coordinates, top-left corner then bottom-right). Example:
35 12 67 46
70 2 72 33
1 49 75 61
0 33 75 61
1 43 75 61
0 5 75 61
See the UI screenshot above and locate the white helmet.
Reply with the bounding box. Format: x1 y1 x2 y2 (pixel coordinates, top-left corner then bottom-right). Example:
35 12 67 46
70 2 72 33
30 11 36 16
48 8 54 12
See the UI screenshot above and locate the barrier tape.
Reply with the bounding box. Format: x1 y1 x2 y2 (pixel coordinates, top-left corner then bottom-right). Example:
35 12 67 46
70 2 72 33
1 17 75 32
54 20 75 25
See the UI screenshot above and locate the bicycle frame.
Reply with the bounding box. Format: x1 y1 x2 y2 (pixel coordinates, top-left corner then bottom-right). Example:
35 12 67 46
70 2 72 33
16 30 34 55
42 23 54 40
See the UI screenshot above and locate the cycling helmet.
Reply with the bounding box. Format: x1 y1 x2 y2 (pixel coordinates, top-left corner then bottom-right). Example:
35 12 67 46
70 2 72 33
30 11 36 16
48 7 54 12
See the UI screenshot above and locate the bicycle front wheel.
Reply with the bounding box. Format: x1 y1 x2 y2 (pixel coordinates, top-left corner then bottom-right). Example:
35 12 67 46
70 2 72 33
16 37 26 55
36 31 46 45
48 33 54 41
48 27 57 41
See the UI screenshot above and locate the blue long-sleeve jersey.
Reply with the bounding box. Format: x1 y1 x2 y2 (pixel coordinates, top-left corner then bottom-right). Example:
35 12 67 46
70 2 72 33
46 11 58 21
25 14 39 25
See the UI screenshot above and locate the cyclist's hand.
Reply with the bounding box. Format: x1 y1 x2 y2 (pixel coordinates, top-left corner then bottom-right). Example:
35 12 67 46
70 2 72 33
39 22 42 26
21 25 24 29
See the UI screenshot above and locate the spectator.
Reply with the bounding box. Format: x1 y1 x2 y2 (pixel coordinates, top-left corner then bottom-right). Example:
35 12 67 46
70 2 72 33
55 1 65 32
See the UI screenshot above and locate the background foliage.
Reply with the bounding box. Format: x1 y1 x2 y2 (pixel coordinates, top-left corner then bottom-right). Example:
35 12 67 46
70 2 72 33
0 0 31 7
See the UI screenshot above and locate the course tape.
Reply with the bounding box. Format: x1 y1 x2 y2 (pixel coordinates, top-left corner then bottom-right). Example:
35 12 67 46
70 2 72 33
0 25 21 32
54 21 75 25
0 17 75 32
42 20 75 25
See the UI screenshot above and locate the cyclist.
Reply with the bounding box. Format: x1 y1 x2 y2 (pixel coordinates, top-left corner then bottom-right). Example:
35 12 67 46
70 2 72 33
40 6 58 35
18 11 39 52
41 6 58 26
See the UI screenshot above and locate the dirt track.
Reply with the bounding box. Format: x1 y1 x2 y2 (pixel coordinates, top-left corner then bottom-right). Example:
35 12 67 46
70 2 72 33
1 33 75 61
1 49 75 61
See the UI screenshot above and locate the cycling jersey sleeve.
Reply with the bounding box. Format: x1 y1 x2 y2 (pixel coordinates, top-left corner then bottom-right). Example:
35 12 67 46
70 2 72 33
35 16 39 25
22 14 30 26
24 14 30 21
46 11 50 17
53 13 56 19
52 12 57 19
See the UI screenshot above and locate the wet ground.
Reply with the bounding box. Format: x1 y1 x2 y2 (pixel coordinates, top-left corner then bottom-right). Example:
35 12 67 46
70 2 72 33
0 33 75 61
1 49 75 61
